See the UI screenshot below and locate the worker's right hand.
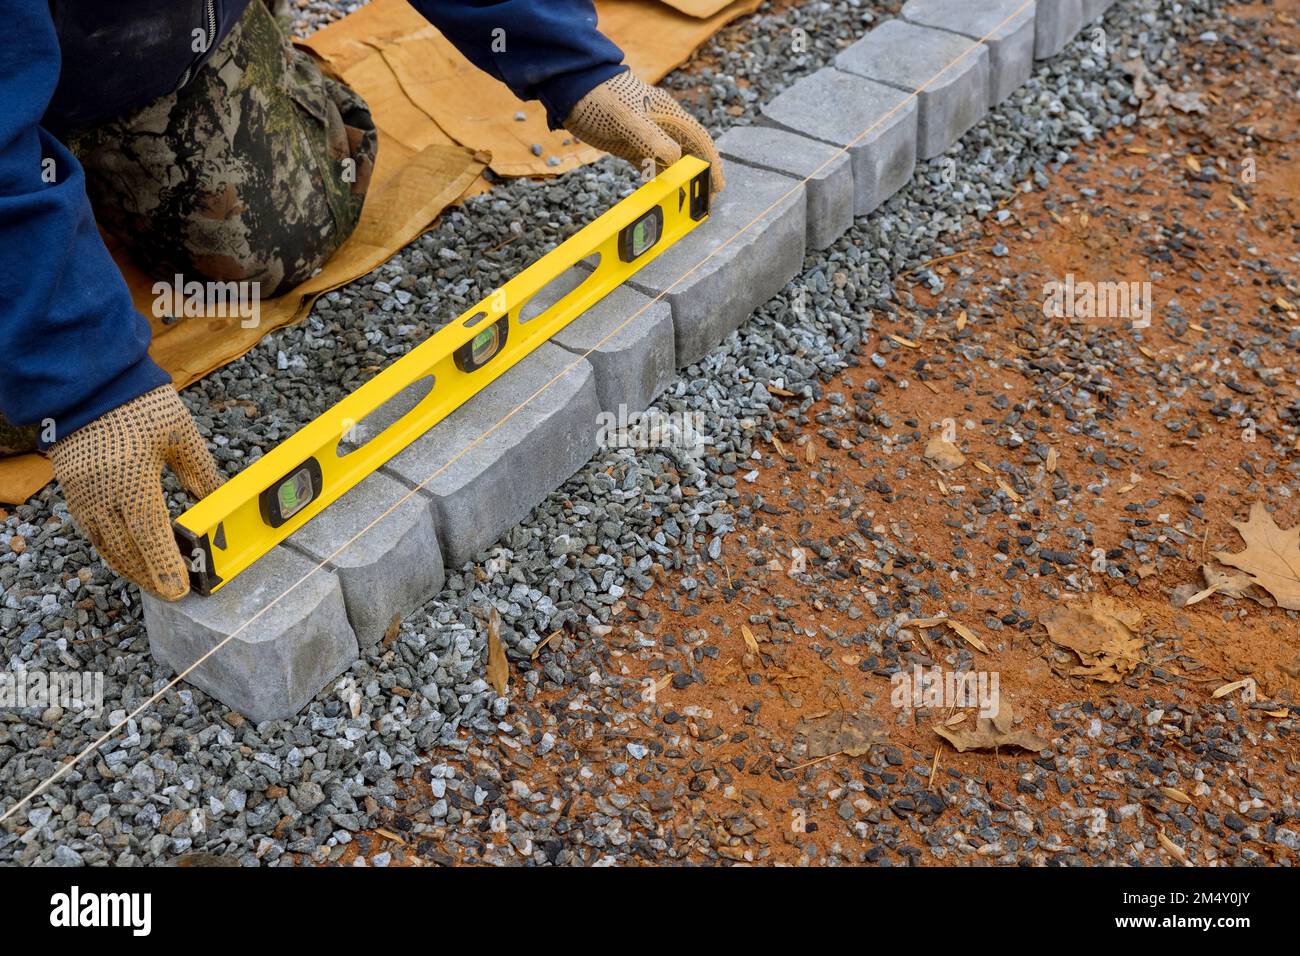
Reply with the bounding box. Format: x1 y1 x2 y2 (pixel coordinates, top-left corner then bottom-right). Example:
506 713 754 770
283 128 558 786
563 70 725 193
50 385 224 600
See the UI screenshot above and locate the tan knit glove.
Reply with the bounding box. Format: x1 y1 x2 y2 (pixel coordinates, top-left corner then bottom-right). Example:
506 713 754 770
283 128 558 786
50 386 224 600
563 71 725 192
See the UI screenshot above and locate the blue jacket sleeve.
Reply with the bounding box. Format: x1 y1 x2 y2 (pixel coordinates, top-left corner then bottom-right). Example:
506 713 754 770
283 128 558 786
406 0 627 128
0 1 170 446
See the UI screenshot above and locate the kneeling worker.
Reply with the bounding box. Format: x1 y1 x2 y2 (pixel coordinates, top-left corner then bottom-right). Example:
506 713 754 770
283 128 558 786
1 0 724 599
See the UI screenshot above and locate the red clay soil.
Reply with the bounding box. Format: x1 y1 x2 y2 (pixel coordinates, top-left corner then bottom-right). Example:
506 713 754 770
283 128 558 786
508 0 1300 866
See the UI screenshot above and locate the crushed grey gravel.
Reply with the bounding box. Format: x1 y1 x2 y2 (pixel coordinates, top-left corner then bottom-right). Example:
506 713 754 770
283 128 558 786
0 0 1243 866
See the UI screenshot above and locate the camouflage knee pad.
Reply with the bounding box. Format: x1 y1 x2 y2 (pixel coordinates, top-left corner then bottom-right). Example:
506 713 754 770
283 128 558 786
67 0 377 297
0 419 39 457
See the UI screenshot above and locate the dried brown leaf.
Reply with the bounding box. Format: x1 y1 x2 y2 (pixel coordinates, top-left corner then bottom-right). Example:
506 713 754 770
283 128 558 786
1158 828 1188 864
933 702 1047 753
944 619 989 654
906 615 988 654
1039 596 1144 683
1212 503 1300 610
382 613 401 648
485 607 509 696
795 710 881 759
923 436 965 472
1212 677 1255 700
1197 562 1275 608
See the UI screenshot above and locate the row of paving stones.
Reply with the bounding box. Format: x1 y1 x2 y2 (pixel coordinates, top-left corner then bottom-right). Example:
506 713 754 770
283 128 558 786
144 0 1117 723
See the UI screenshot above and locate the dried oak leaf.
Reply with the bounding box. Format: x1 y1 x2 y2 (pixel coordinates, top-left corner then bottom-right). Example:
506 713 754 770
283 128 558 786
933 702 1047 753
485 607 509 696
795 710 880 759
1213 503 1300 611
1191 561 1275 609
1039 596 1144 683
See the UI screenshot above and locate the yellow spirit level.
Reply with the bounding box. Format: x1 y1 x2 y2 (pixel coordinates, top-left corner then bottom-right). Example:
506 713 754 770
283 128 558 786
174 157 712 595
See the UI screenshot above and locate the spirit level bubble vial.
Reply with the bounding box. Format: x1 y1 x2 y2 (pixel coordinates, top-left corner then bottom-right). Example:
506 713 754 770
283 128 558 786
174 156 712 595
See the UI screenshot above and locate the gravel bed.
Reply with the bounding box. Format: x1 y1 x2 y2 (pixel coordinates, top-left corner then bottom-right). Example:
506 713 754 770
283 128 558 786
0 0 1237 866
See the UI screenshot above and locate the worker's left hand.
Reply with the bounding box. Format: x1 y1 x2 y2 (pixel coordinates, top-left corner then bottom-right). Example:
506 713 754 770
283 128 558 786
50 386 224 601
564 70 725 193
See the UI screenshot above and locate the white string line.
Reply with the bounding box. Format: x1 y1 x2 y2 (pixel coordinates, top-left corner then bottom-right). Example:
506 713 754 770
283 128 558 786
0 0 1033 826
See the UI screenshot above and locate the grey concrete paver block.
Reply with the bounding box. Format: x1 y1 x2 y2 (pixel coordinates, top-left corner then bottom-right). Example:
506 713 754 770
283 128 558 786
1034 0 1083 58
143 547 357 723
901 0 1036 105
835 19 991 160
624 163 806 368
1082 0 1115 22
522 268 675 415
377 344 600 568
286 471 444 648
716 125 854 250
759 66 916 216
